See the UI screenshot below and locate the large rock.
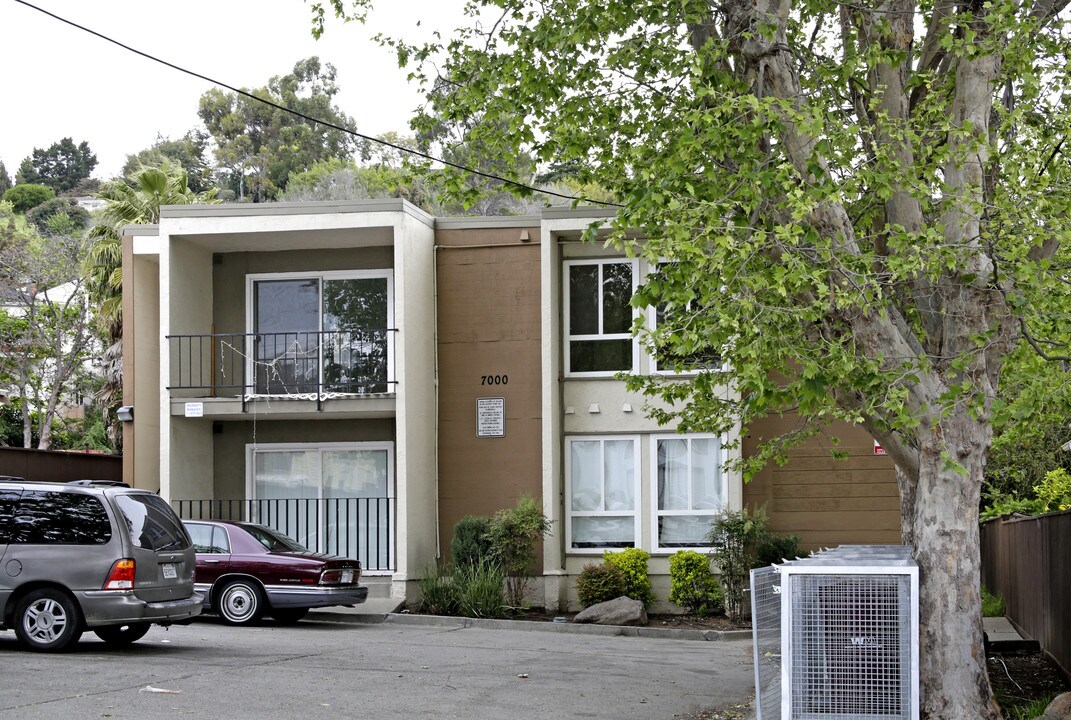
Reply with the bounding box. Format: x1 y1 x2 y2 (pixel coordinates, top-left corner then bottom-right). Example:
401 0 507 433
573 597 648 626
1043 692 1071 719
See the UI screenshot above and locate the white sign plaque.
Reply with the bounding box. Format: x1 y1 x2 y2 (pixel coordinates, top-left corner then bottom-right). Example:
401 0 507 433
184 402 204 418
476 397 505 438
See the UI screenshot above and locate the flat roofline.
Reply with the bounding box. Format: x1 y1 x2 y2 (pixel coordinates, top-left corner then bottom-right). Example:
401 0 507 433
121 224 159 236
158 199 435 228
435 216 540 231
541 206 617 220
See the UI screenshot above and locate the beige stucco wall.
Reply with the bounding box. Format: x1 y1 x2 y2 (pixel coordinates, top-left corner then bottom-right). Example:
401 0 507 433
123 233 162 492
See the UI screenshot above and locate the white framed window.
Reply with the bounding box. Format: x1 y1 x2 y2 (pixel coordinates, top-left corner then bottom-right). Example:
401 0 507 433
246 441 395 571
245 270 394 395
565 436 640 551
564 259 638 376
650 434 727 552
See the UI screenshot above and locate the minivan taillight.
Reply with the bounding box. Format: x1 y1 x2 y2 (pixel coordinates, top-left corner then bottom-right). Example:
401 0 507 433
103 559 136 590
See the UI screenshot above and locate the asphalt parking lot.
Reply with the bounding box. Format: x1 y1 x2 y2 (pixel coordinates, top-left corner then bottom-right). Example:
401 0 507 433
0 615 755 720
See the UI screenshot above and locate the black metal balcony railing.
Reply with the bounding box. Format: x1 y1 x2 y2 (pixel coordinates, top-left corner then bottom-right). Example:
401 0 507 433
166 330 396 409
173 497 395 572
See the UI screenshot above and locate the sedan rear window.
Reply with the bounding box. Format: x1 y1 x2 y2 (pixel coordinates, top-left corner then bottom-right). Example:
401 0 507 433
115 494 190 551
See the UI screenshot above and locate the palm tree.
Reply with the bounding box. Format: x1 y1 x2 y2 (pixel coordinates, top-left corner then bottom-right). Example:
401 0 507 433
84 160 218 446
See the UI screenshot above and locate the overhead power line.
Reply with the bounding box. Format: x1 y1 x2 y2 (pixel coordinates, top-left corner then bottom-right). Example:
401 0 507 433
14 0 621 208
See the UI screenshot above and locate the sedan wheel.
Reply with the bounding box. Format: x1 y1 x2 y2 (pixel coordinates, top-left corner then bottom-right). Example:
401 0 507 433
94 623 152 647
15 589 83 652
216 579 264 625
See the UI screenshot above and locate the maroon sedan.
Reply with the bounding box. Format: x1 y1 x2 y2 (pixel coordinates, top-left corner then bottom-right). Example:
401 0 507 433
182 520 368 625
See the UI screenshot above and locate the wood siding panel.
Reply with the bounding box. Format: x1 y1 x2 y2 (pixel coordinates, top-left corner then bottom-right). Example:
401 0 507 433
435 228 543 563
743 412 900 551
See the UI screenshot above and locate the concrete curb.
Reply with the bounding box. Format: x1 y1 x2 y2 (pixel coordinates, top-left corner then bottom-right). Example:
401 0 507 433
308 609 753 642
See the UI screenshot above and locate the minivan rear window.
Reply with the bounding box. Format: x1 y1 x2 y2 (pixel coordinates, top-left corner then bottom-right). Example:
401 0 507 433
8 491 112 545
115 494 190 551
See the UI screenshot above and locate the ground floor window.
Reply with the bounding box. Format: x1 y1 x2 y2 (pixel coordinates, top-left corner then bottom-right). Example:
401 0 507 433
247 442 394 571
565 433 728 554
652 434 726 551
565 436 640 550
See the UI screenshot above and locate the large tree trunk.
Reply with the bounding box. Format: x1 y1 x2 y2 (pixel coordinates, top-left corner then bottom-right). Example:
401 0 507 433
903 416 1000 719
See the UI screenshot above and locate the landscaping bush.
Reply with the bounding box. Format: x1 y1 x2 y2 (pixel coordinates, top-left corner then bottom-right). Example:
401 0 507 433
455 560 507 618
668 550 723 616
451 514 493 569
575 562 627 608
487 496 551 608
603 548 656 607
706 506 769 623
417 564 460 616
756 532 805 567
982 586 1005 617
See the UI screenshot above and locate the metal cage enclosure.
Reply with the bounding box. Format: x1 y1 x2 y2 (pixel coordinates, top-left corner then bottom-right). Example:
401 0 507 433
751 545 920 720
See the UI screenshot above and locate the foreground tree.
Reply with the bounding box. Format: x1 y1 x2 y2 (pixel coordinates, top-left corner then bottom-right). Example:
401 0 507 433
316 0 1071 716
16 138 98 193
122 131 214 194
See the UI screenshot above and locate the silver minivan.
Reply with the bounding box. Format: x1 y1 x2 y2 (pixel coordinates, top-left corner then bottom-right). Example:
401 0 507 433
0 479 203 651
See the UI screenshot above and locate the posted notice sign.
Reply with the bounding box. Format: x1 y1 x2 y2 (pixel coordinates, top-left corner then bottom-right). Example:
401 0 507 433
477 397 505 438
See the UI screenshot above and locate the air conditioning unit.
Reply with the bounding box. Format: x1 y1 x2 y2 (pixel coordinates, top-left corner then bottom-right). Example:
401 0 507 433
750 545 919 720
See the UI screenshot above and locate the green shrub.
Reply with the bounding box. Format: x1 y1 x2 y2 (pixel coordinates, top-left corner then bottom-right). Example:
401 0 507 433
575 562 627 608
451 514 493 569
487 496 551 608
981 586 1005 617
1034 468 1071 512
706 506 770 623
2 183 55 213
454 560 506 618
603 548 656 607
668 550 723 616
417 564 460 616
756 533 806 566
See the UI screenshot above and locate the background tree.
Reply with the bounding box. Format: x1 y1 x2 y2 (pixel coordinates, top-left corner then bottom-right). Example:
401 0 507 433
84 160 219 446
0 212 95 450
0 161 11 195
198 57 358 202
25 198 90 235
122 131 214 194
317 1 1071 716
2 183 55 214
16 138 98 193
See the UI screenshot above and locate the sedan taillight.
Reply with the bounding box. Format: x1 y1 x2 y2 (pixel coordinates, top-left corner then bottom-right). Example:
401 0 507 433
104 559 136 590
319 566 359 585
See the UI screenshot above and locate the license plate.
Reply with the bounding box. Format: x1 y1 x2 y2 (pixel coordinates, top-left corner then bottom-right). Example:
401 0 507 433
162 563 177 579
341 569 354 584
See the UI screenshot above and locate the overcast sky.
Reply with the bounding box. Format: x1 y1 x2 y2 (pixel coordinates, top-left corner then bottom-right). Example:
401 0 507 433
0 0 468 179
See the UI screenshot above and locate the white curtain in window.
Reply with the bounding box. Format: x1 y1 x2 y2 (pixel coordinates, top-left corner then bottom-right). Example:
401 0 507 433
658 438 689 510
252 450 318 547
572 516 635 546
691 437 722 509
603 439 635 511
570 441 602 511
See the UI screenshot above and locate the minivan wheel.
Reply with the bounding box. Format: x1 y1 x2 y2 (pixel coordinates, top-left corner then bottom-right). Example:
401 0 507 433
216 579 264 625
94 622 151 647
14 589 84 652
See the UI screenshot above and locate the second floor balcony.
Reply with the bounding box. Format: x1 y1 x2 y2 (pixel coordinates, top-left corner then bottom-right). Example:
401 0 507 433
167 330 396 411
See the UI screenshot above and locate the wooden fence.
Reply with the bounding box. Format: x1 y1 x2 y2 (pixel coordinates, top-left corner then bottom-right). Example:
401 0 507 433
980 510 1071 680
0 446 122 483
